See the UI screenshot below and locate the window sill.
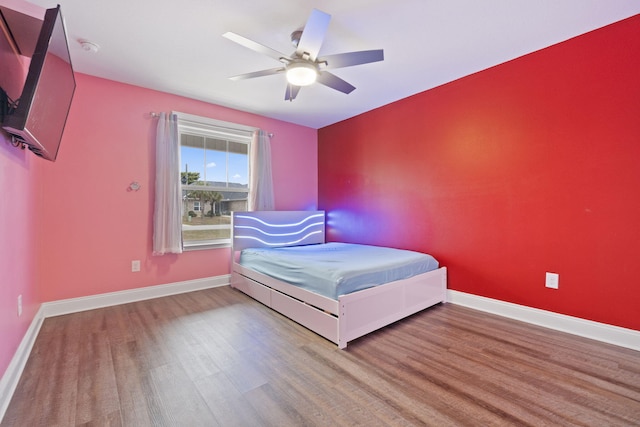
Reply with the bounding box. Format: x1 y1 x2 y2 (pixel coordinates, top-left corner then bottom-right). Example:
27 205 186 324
183 240 231 251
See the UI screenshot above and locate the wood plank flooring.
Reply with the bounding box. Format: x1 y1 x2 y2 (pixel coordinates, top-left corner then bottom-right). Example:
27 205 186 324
2 285 639 426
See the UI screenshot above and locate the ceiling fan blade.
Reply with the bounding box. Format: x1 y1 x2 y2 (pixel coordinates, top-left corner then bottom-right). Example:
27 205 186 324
285 84 301 101
319 49 384 69
229 67 285 81
316 71 356 94
223 32 291 63
296 9 331 61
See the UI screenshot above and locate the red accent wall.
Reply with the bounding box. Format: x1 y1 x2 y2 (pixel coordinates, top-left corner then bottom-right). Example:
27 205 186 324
318 15 640 331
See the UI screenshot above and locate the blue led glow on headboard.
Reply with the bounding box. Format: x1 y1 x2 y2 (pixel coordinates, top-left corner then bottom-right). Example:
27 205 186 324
235 221 324 237
232 211 325 250
235 213 324 227
234 230 323 246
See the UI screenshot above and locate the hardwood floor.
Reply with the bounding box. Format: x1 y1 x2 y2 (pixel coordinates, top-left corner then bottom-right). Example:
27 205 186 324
2 285 639 426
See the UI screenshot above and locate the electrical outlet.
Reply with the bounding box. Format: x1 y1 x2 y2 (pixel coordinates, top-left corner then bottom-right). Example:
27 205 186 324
17 294 22 317
545 272 559 289
131 260 141 272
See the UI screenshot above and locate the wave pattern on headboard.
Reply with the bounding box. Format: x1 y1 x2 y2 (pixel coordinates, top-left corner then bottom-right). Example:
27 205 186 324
232 211 325 251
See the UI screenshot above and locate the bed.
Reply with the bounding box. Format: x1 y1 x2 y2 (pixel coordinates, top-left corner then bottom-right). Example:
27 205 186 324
230 210 447 348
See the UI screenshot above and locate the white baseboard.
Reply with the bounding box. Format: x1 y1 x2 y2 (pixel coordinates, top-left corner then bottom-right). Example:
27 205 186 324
41 275 230 318
0 305 46 424
448 290 640 352
0 275 230 423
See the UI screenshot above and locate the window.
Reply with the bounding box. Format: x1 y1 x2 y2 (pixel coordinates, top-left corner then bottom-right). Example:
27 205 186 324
177 112 254 249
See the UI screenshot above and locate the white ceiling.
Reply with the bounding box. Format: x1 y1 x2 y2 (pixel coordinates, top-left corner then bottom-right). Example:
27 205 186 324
15 0 640 129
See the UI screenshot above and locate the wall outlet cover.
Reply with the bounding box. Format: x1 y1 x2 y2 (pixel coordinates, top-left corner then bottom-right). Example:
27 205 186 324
545 272 559 289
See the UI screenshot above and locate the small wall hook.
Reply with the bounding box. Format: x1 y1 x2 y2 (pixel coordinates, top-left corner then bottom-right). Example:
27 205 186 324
129 181 141 191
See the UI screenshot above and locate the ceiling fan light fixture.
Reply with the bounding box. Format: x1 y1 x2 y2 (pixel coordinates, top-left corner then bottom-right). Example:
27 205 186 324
286 62 318 86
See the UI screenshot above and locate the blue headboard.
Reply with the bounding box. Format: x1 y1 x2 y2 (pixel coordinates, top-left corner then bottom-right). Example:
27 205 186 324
231 210 325 252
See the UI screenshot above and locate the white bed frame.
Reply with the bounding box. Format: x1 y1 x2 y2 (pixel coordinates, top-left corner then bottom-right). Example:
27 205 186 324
230 210 447 349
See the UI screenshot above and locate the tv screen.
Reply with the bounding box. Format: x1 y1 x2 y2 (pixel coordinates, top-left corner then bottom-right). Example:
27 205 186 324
2 5 75 162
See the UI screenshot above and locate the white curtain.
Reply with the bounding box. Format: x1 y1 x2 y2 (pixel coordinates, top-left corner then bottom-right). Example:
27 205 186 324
153 112 183 255
248 129 275 211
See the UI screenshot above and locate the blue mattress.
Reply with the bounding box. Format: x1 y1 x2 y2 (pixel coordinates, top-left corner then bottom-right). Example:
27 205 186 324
239 242 439 300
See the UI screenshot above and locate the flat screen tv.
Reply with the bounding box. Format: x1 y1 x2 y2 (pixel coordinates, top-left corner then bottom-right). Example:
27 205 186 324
2 5 75 162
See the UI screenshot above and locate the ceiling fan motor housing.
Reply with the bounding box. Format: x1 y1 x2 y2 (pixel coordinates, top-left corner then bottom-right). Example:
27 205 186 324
290 30 303 47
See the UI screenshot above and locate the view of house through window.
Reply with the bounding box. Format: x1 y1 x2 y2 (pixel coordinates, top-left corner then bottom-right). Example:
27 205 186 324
178 113 252 248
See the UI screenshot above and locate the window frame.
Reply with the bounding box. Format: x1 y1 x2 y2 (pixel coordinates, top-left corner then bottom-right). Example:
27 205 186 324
175 112 255 250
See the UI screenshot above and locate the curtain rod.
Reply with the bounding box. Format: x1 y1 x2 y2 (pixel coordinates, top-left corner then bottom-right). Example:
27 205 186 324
149 111 273 137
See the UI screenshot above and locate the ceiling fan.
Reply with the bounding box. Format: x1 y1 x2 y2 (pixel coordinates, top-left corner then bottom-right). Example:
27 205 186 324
222 9 384 101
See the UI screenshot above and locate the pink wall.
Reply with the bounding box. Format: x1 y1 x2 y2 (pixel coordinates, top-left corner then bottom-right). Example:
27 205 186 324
1 72 316 379
36 73 317 302
318 15 640 331
0 3 40 381
0 135 41 382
